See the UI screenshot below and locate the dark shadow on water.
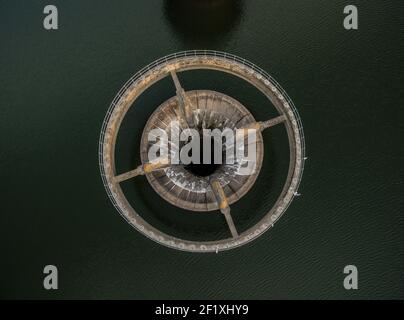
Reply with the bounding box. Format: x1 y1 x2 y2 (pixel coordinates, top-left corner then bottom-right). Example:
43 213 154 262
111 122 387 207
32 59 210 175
163 0 244 47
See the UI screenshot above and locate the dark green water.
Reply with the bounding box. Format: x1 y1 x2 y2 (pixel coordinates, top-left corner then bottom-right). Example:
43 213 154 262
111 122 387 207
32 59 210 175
1 0 403 299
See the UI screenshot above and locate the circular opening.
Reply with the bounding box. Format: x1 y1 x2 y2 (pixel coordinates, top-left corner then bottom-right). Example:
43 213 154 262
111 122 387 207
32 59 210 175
184 135 221 177
140 89 264 211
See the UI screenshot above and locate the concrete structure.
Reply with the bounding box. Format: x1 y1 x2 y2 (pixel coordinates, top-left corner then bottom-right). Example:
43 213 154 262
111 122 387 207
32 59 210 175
99 51 306 252
139 89 264 213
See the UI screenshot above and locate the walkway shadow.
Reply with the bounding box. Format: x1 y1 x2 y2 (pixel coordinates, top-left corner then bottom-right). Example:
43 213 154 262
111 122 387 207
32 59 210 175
163 0 244 47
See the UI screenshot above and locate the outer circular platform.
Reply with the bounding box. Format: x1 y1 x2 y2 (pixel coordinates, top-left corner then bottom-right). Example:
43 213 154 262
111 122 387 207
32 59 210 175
99 51 305 252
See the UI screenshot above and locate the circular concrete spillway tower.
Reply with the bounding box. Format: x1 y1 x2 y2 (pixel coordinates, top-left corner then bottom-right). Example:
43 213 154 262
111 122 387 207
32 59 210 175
99 51 305 252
